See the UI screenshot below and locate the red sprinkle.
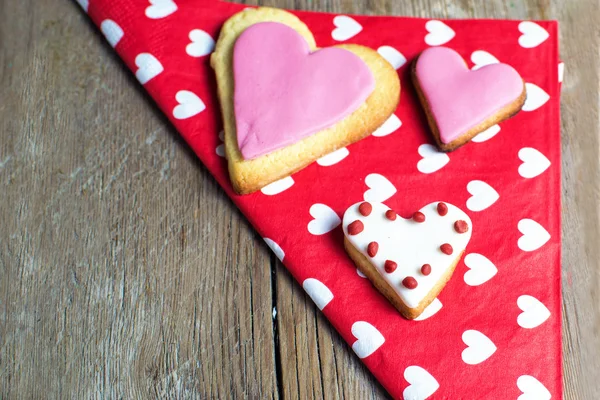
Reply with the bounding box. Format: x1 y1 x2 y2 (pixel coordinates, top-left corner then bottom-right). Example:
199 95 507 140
384 260 397 273
402 276 418 289
437 202 448 216
412 211 426 223
454 220 469 234
367 242 379 257
440 243 453 255
421 264 432 276
358 202 372 216
348 220 364 235
385 210 397 221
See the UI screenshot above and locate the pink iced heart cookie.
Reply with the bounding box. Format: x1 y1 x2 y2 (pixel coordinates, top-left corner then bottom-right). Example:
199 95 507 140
234 22 375 160
412 47 526 151
343 201 472 319
211 7 400 194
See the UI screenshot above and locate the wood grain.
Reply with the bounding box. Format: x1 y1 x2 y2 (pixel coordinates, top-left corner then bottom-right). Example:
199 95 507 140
0 0 598 399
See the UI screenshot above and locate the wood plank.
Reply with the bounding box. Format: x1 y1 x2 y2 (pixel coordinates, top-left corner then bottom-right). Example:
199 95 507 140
0 1 278 398
0 0 598 399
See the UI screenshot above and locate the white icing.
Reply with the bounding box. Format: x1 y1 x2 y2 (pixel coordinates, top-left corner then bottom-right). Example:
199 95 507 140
343 201 472 308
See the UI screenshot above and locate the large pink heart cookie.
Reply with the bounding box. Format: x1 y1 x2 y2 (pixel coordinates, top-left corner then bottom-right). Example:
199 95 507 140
343 201 472 319
211 7 400 194
233 22 375 160
412 47 526 151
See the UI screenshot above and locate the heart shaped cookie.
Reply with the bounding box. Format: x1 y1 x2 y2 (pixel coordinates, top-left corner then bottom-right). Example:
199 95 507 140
411 47 526 152
343 201 472 319
211 8 400 194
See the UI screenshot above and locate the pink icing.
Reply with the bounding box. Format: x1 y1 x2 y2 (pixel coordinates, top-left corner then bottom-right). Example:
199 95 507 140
233 22 375 160
414 47 524 144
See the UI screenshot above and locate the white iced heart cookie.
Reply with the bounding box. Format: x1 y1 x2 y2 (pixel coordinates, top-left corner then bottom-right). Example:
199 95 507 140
343 201 472 319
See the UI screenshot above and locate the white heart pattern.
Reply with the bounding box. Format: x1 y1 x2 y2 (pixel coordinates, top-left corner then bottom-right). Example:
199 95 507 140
403 366 439 400
351 321 385 358
331 15 362 41
303 278 334 310
100 19 124 48
517 375 552 400
308 204 341 235
317 147 349 166
466 180 499 212
471 124 500 143
263 238 285 261
344 201 472 309
76 0 89 12
518 21 550 49
363 174 397 203
417 144 450 174
464 253 497 286
173 90 205 120
425 20 455 46
145 0 177 19
135 53 164 85
523 83 550 112
461 330 497 365
471 50 499 70
372 114 402 137
356 269 367 278
377 46 407 69
517 295 551 329
186 29 215 57
518 219 550 251
519 147 551 178
414 298 443 321
558 62 564 83
261 176 294 195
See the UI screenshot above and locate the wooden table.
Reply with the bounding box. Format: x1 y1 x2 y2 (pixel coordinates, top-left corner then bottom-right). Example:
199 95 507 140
1 0 598 398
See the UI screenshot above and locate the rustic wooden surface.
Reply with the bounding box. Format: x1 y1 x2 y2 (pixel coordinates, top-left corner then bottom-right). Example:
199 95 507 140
1 0 598 398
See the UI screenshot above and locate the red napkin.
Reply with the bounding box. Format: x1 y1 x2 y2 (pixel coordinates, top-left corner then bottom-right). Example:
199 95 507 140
78 0 562 398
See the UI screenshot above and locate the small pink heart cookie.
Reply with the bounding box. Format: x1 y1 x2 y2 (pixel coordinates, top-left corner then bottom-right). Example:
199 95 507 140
412 47 526 151
343 201 472 319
